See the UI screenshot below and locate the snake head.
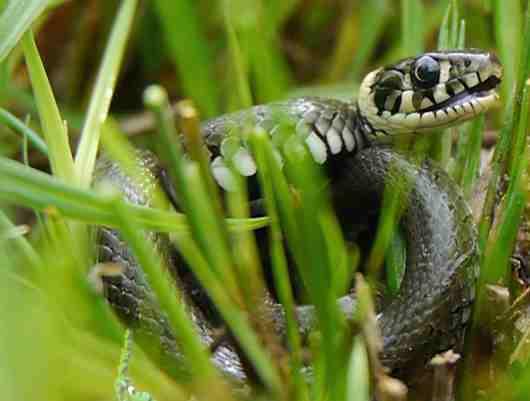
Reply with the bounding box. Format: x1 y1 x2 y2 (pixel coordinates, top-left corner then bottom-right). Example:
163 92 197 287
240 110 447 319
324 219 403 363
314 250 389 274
358 49 503 135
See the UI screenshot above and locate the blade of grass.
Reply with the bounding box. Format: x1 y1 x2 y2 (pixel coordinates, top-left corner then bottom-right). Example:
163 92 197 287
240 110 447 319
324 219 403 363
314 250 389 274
0 0 51 61
348 0 390 80
347 337 370 401
249 129 308 400
401 0 424 57
478 0 530 253
143 87 240 300
0 107 48 155
144 88 284 393
179 163 241 299
74 0 138 188
262 0 299 29
0 209 40 267
493 0 523 115
225 0 291 103
152 0 219 117
433 1 463 168
0 156 268 233
324 2 358 82
482 80 530 285
281 137 350 399
22 30 74 183
222 3 252 109
110 197 228 388
171 224 283 396
458 115 485 197
170 162 283 395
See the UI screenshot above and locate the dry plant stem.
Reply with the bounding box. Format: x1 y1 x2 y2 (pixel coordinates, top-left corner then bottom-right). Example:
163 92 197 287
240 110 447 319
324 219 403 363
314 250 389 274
484 285 511 346
176 101 211 182
505 287 530 317
430 350 461 401
355 274 407 401
175 100 227 222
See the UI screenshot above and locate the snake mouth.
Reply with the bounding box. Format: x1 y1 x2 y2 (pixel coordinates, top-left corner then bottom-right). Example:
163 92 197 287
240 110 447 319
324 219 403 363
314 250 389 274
419 74 501 115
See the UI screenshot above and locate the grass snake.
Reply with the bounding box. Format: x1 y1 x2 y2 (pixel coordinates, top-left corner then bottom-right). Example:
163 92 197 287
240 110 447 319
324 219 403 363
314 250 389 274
94 50 502 382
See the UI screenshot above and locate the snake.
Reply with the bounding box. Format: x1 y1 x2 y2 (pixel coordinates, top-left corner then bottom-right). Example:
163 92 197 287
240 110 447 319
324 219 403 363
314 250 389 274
94 50 502 382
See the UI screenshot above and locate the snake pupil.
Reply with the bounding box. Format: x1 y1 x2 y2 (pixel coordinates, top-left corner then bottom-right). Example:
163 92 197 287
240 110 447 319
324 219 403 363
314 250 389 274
413 56 440 89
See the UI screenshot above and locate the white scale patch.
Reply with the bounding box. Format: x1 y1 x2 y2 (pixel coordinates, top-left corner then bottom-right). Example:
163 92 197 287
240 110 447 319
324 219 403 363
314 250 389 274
305 131 328 164
471 98 484 112
463 73 480 88
342 127 356 152
450 80 466 94
233 148 257 176
211 156 236 191
446 107 457 118
326 128 342 154
420 111 436 124
462 102 474 114
400 91 415 113
439 60 451 83
433 84 450 103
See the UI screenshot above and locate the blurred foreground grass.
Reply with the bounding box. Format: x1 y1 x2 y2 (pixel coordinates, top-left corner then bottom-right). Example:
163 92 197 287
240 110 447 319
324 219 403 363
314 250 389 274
0 1 530 401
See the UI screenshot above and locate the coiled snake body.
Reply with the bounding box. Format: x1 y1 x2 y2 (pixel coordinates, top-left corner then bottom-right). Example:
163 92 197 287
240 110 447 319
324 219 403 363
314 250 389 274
95 50 502 381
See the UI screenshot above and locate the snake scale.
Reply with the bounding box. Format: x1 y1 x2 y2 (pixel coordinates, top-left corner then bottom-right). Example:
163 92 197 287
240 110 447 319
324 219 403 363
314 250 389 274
94 50 502 382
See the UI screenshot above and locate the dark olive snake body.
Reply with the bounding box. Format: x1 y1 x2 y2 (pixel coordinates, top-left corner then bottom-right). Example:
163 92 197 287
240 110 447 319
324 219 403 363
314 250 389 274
94 50 502 382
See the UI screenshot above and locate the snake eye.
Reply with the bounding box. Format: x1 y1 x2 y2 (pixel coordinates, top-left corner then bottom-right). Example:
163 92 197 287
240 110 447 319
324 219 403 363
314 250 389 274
413 56 440 88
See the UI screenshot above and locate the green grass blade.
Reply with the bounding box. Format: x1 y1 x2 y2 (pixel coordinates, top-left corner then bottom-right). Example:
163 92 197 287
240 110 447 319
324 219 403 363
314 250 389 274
0 107 48 155
22 31 74 183
478 0 530 253
437 3 451 50
0 156 268 233
225 0 291 103
262 0 299 29
281 138 350 399
74 0 138 188
459 116 485 197
482 81 529 285
0 209 40 267
433 0 462 168
348 0 390 80
0 0 51 61
249 129 308 400
110 199 225 385
143 87 239 297
151 0 219 117
222 3 253 109
161 161 283 393
180 163 241 297
171 227 283 395
347 337 370 401
493 0 523 113
450 0 459 47
401 0 424 56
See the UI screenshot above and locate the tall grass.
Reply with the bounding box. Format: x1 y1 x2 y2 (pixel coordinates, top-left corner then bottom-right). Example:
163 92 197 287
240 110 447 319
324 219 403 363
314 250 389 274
0 1 529 401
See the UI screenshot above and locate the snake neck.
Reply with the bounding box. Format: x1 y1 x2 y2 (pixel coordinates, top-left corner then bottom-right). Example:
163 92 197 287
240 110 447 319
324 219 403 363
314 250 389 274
352 101 387 142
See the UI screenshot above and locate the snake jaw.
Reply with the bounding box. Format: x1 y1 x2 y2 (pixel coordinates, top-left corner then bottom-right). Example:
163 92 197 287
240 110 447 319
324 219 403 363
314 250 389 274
358 50 503 135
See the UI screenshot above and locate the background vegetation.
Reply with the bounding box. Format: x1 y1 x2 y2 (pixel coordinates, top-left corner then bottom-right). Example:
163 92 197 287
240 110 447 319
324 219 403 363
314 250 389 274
0 0 529 400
